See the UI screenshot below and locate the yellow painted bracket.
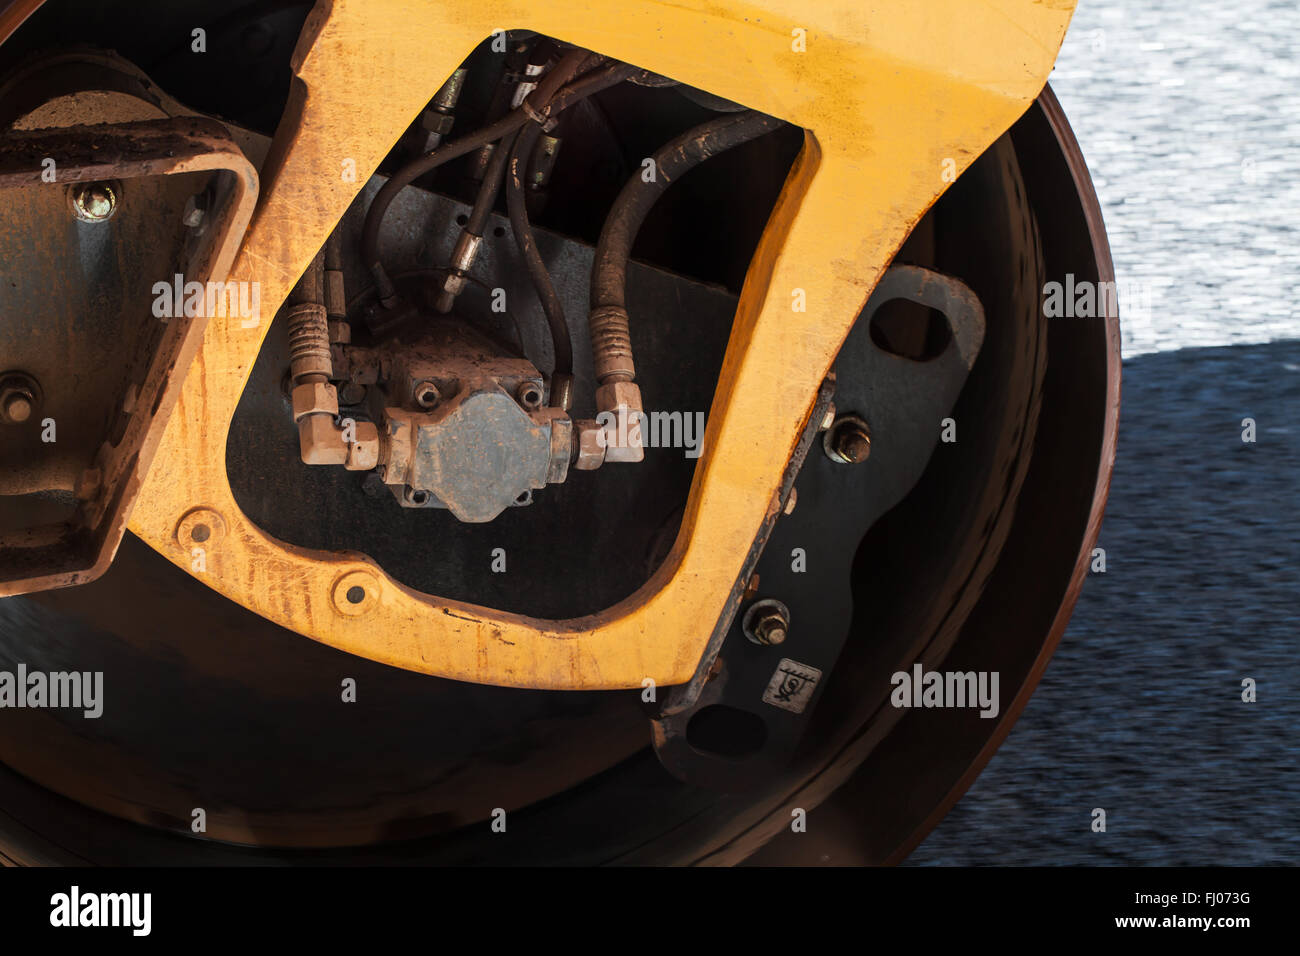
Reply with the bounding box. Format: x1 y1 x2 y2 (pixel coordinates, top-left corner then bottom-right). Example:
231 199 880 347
129 0 1076 689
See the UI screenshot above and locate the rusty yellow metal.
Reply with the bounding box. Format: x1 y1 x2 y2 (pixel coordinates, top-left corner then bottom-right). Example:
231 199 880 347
128 0 1076 688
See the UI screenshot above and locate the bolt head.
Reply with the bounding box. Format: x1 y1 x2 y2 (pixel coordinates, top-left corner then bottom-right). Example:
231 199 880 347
2 391 32 423
743 599 791 647
837 429 871 463
825 415 872 465
754 613 787 645
70 182 117 223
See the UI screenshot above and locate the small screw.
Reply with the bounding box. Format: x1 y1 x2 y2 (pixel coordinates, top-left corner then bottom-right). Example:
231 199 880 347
70 182 117 223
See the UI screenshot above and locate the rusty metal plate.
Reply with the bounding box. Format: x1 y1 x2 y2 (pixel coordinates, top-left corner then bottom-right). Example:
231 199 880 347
0 117 257 595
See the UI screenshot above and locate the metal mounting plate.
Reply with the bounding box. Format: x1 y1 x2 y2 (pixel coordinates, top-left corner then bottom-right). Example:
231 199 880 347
0 117 257 596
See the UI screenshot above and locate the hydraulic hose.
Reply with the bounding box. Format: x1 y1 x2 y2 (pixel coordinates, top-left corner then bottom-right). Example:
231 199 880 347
507 121 572 386
360 47 592 286
588 110 784 390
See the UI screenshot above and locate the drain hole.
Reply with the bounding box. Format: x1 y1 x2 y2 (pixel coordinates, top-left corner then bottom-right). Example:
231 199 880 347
869 298 952 361
685 704 767 758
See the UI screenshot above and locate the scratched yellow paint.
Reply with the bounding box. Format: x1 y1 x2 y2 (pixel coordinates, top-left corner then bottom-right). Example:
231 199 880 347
129 0 1076 688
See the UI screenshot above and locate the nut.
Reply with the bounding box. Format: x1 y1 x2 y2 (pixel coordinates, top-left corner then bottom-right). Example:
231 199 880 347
327 318 352 345
753 613 787 645
596 381 644 464
291 382 339 422
743 598 790 647
547 417 572 484
824 414 871 465
595 380 642 415
421 110 456 136
439 272 467 298
572 419 606 471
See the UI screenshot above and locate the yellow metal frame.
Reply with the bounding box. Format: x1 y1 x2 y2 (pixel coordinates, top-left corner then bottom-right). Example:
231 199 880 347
128 0 1075 689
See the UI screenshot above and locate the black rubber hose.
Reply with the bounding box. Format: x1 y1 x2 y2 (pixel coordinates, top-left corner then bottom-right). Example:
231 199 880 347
506 121 572 378
465 127 519 239
591 110 783 313
360 48 592 281
587 110 783 386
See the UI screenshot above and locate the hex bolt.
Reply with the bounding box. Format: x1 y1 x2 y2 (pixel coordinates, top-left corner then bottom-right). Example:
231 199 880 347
824 414 871 465
0 375 39 426
743 598 791 647
1 388 33 424
69 182 118 223
751 608 788 646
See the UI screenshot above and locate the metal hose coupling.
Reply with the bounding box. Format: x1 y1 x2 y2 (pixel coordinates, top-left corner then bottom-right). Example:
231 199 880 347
286 303 377 471
589 304 635 383
436 231 482 313
287 303 332 382
589 304 643 462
